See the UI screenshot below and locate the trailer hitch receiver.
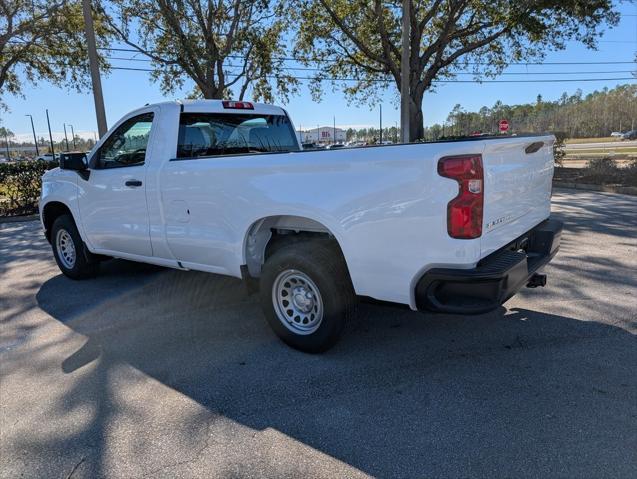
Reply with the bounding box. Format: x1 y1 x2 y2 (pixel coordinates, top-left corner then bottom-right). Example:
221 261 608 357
526 273 547 288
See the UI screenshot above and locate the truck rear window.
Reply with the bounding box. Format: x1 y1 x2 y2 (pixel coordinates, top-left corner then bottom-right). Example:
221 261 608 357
177 113 300 159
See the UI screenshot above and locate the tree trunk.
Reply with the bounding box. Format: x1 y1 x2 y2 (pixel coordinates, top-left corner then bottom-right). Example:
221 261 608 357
408 89 425 142
409 106 424 141
200 81 224 99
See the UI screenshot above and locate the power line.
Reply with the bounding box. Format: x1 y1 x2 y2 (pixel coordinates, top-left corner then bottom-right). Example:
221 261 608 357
104 57 636 76
98 46 637 65
108 66 636 83
105 57 637 76
7 40 635 65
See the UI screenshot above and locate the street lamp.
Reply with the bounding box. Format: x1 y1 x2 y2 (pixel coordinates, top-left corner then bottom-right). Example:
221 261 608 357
25 114 39 156
63 124 70 151
46 109 55 157
68 124 77 149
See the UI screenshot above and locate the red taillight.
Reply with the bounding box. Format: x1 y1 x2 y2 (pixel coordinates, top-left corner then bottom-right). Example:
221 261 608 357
437 155 484 239
222 100 254 110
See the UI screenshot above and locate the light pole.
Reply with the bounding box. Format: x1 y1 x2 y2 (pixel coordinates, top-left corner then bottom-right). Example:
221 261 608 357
379 105 383 144
63 124 70 151
333 116 336 145
26 114 39 156
69 124 76 149
46 109 55 156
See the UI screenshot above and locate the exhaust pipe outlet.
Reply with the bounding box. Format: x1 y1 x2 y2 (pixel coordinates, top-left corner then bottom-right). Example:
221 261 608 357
526 273 547 288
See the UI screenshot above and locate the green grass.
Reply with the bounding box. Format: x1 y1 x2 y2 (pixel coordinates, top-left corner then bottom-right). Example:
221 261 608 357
565 137 621 144
565 147 637 154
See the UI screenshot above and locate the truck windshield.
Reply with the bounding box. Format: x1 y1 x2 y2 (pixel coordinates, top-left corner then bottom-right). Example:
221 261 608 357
177 113 300 159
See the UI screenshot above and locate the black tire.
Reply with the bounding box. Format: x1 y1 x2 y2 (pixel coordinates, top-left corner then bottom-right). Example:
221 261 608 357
51 214 98 279
259 239 356 353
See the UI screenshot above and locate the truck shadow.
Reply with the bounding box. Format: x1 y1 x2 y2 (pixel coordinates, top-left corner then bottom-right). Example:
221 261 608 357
28 259 637 478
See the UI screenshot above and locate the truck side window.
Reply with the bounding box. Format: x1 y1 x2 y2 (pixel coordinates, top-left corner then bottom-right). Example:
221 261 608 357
93 113 154 169
177 113 299 159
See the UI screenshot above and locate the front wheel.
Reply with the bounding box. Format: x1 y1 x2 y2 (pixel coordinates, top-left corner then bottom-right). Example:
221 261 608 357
259 240 355 353
51 214 98 279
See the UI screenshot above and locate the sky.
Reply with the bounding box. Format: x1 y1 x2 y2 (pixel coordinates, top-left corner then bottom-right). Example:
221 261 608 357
2 1 636 142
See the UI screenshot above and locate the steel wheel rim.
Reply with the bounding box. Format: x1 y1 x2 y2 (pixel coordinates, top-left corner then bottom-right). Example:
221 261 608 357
56 228 76 269
272 269 324 335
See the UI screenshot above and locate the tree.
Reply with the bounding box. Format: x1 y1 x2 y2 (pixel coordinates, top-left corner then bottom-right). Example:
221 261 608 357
101 0 298 102
0 126 14 140
295 0 619 141
0 0 107 109
437 83 637 139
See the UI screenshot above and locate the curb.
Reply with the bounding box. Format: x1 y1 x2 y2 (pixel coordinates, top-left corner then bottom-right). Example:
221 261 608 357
553 181 637 196
0 214 39 224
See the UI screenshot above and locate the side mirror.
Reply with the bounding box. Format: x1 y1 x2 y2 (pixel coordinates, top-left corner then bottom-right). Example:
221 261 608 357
60 152 90 180
60 152 87 171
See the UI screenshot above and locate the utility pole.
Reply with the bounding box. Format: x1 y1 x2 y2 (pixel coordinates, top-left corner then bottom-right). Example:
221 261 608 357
82 0 107 137
400 0 410 143
69 124 77 149
26 114 39 156
333 116 336 145
379 105 383 144
63 124 70 151
46 109 55 156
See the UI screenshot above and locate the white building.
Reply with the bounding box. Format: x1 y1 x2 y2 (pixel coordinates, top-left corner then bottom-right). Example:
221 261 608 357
298 126 346 145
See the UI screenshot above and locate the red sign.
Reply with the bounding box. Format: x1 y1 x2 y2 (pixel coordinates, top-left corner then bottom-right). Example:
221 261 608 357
499 119 509 132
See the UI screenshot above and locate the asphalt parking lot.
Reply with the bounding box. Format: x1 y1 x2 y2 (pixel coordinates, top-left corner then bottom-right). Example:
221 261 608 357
1 189 636 478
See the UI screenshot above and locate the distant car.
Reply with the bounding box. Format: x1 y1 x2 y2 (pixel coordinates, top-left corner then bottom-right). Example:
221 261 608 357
621 130 637 141
610 132 624 137
326 143 344 149
301 142 323 150
37 153 60 162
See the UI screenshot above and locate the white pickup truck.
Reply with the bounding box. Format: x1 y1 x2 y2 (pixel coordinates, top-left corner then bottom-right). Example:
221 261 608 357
40 100 562 352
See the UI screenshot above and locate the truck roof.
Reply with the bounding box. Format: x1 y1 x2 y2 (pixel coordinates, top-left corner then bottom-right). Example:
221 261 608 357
147 99 288 116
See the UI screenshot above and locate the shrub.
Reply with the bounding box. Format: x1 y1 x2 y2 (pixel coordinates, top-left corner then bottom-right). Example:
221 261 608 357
0 160 57 216
624 159 637 174
586 157 619 174
622 159 637 183
552 132 567 167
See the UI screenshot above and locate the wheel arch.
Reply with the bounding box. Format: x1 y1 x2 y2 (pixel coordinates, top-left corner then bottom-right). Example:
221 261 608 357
42 201 74 243
242 215 349 278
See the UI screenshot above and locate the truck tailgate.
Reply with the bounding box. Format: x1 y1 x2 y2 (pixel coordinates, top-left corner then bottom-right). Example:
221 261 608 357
480 135 555 257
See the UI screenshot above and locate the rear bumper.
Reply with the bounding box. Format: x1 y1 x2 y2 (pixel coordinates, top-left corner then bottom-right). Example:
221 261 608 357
415 218 563 314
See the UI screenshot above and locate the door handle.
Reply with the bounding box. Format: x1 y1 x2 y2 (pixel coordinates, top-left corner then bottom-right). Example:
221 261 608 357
125 180 142 187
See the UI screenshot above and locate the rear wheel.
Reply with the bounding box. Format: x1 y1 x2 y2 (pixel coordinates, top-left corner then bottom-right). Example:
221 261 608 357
51 214 98 279
259 239 355 353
